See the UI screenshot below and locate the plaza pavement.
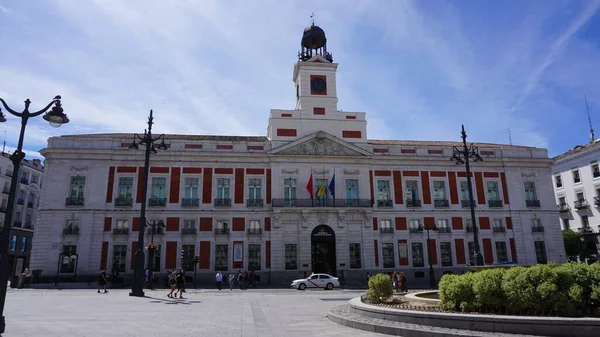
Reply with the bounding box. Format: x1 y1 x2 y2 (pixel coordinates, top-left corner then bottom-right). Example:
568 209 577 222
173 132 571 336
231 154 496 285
3 287 387 337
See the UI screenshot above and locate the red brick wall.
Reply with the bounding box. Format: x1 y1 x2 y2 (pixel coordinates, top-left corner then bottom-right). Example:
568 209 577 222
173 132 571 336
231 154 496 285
165 241 177 269
169 167 181 203
199 217 212 231
455 239 466 264
104 217 112 232
474 172 486 204
393 171 403 204
232 217 245 231
482 239 494 264
421 171 431 204
202 168 212 203
106 167 115 203
395 217 407 231
199 241 210 269
166 217 179 232
235 168 244 204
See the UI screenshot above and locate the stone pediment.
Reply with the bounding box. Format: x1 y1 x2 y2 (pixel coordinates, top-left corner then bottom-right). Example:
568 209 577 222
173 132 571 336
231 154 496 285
269 131 371 157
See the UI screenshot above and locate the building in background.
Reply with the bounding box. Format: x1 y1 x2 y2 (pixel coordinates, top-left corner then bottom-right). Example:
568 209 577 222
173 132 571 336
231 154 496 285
552 140 600 258
30 24 565 286
0 152 43 279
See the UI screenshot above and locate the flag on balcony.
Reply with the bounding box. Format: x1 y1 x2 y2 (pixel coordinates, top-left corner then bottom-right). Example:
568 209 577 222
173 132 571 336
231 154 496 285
328 173 336 199
316 182 327 197
306 173 314 199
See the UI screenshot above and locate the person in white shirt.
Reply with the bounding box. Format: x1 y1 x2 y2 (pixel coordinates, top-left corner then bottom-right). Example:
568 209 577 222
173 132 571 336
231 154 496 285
215 272 223 290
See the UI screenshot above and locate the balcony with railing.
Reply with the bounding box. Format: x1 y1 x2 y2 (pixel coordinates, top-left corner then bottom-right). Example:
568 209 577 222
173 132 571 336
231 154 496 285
181 228 197 235
380 227 394 234
488 199 503 208
434 199 449 208
574 199 589 210
13 221 22 228
578 226 594 234
62 227 80 235
0 206 6 213
65 197 84 206
271 198 372 208
246 199 263 208
409 227 423 234
115 197 133 207
461 199 475 208
214 198 232 207
214 228 230 235
406 199 422 208
438 227 452 233
526 199 540 208
557 203 570 213
148 198 166 207
23 222 33 230
1 188 9 194
594 171 600 178
182 198 200 207
19 178 29 185
493 226 506 233
377 199 393 208
147 227 164 235
247 228 262 235
531 226 544 233
466 226 474 233
113 228 129 235
27 201 34 208
16 199 24 206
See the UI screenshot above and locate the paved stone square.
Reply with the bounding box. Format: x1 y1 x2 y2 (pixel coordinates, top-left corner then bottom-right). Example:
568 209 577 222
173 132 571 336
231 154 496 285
3 287 386 337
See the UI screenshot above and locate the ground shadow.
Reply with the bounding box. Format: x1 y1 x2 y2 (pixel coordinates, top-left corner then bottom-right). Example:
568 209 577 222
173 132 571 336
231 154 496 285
146 296 201 305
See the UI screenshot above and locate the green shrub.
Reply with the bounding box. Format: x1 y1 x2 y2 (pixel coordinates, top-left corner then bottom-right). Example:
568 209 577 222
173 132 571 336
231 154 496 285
366 273 393 304
439 263 600 317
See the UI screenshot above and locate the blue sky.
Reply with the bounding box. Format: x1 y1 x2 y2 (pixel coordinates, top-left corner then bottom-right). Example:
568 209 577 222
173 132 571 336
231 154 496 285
1 0 600 158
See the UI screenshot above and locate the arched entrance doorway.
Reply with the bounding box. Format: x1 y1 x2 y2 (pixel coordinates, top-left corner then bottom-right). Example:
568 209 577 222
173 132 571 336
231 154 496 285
311 225 336 276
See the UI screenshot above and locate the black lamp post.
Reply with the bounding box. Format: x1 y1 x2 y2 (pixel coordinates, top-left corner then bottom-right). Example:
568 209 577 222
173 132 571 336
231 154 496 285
450 124 484 266
0 96 69 333
419 223 438 289
129 110 167 297
145 220 165 290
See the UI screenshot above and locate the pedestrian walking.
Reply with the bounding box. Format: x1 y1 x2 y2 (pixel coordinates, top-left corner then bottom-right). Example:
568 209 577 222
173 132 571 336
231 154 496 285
215 271 223 290
167 271 177 298
399 272 408 293
179 268 187 293
366 271 371 287
97 269 108 294
237 270 244 290
175 269 186 298
229 273 235 290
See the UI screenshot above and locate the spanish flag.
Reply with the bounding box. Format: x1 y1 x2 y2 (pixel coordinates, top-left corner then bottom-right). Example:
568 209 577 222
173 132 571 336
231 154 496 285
306 173 314 199
316 182 327 197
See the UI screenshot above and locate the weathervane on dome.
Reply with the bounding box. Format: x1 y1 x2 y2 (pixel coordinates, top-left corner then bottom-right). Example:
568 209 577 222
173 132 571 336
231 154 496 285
298 14 333 62
310 13 315 25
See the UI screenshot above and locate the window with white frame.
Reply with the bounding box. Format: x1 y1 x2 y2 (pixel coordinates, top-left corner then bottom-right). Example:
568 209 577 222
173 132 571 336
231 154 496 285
116 220 128 229
285 244 297 270
409 219 421 232
217 178 230 199
465 218 473 231
349 243 361 269
460 181 469 201
592 162 600 178
433 181 446 200
184 178 199 199
118 177 133 198
284 178 296 200
248 179 262 200
493 218 504 229
380 219 393 233
534 241 547 264
486 181 499 200
440 242 452 266
248 220 261 233
377 180 390 200
405 180 419 201
183 219 196 229
524 182 537 201
345 179 359 200
248 244 261 270
215 244 228 271
437 219 450 232
572 169 581 183
411 242 424 267
66 219 79 230
151 177 166 199
495 241 508 262
382 243 395 268
555 175 563 188
467 242 475 265
112 245 127 272
216 220 229 230
69 177 85 198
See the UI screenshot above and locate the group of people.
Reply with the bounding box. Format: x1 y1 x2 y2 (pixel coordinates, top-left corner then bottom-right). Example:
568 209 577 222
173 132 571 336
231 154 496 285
215 270 255 290
391 271 408 293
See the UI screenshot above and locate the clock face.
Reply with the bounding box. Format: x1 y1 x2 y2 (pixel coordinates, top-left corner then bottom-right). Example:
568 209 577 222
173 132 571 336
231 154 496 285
311 77 327 94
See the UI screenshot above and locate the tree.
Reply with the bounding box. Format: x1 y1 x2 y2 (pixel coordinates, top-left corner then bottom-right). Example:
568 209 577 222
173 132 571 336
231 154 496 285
562 229 583 258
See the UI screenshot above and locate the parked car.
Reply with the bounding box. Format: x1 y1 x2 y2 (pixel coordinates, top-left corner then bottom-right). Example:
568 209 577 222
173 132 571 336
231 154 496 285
291 273 339 290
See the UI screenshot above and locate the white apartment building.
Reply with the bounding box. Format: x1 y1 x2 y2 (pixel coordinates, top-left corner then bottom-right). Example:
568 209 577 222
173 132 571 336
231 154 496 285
552 140 600 257
29 24 566 285
0 152 44 278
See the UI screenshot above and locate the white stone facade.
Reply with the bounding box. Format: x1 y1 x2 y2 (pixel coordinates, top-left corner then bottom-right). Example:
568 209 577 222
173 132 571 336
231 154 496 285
552 141 600 256
30 31 566 285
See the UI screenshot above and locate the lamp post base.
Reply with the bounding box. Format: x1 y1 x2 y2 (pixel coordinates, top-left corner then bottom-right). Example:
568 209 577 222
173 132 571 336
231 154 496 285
0 315 6 334
129 290 145 297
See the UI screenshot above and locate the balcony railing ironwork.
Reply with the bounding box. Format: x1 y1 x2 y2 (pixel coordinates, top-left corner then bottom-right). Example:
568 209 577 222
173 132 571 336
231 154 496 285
115 197 133 206
182 198 200 207
214 228 230 235
493 226 506 233
27 201 34 208
377 199 393 208
62 227 80 235
65 197 85 206
461 199 475 208
578 226 594 234
406 199 422 208
246 199 263 207
16 199 24 205
408 227 423 233
1 188 9 194
20 178 29 185
466 226 474 233
434 199 449 208
557 203 570 213
531 226 544 233
23 222 33 229
0 207 6 213
247 228 262 235
574 200 589 210
181 228 197 235
148 198 167 207
526 199 540 208
113 228 129 235
147 228 164 235
13 221 22 228
380 227 394 234
271 198 372 208
438 227 452 233
214 198 232 207
488 199 503 208
594 171 600 178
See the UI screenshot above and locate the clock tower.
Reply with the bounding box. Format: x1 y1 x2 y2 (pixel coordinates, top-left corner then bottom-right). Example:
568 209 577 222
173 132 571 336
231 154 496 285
267 22 367 144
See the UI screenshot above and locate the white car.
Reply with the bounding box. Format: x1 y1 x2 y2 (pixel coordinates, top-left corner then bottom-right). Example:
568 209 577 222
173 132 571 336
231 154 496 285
291 273 340 290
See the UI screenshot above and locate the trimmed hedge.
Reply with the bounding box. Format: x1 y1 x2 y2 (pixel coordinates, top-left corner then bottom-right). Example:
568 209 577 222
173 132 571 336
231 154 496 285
439 262 600 317
367 273 393 303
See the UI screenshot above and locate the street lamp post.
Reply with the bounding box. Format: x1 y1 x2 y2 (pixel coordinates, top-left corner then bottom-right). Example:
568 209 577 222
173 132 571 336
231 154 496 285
450 124 484 266
129 110 167 297
419 224 438 289
0 96 69 333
